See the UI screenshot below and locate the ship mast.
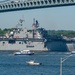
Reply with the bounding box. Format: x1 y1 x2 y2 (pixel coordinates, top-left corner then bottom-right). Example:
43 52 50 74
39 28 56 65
32 18 39 38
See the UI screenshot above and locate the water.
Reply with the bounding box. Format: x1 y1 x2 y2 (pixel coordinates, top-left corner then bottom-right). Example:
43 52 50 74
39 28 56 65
0 52 75 75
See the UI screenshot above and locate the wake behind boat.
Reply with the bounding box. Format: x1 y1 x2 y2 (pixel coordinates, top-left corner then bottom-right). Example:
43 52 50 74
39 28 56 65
14 50 34 55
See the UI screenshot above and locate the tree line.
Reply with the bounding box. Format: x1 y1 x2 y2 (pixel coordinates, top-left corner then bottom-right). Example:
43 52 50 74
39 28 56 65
0 28 75 37
47 30 75 37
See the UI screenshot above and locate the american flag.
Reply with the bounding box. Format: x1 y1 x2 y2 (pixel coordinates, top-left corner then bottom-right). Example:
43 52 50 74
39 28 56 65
32 23 35 28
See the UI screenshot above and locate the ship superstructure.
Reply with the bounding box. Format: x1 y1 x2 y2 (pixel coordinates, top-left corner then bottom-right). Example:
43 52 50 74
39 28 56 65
0 19 48 51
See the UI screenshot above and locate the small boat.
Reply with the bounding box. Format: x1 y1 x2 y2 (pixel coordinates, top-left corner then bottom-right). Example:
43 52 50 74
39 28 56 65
26 60 42 66
71 51 75 54
14 50 34 55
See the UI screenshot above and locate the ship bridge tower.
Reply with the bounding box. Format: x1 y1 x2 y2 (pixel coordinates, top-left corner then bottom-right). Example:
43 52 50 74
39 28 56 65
32 18 41 39
32 18 39 29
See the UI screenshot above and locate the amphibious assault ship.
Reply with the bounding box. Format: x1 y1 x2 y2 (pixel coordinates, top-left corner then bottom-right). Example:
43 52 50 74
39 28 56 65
0 18 75 52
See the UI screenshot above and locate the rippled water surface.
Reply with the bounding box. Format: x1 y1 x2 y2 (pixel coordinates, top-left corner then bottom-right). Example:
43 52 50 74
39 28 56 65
0 52 75 75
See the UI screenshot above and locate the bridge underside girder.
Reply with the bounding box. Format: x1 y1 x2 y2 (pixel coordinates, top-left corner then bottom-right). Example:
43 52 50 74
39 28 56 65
0 0 75 13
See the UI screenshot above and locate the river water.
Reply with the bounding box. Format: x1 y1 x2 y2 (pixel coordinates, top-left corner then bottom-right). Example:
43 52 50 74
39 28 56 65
0 52 75 75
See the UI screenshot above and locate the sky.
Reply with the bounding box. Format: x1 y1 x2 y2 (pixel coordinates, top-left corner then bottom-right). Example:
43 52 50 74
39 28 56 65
0 3 75 30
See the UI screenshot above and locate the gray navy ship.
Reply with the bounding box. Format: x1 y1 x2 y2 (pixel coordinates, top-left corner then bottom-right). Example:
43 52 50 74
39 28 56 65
0 18 75 52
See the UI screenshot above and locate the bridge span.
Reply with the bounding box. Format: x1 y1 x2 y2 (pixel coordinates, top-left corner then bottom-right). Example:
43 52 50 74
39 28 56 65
0 0 75 12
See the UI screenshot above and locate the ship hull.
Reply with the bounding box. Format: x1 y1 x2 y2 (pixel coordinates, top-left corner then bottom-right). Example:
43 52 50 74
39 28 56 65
0 38 75 52
46 41 75 52
0 38 48 51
